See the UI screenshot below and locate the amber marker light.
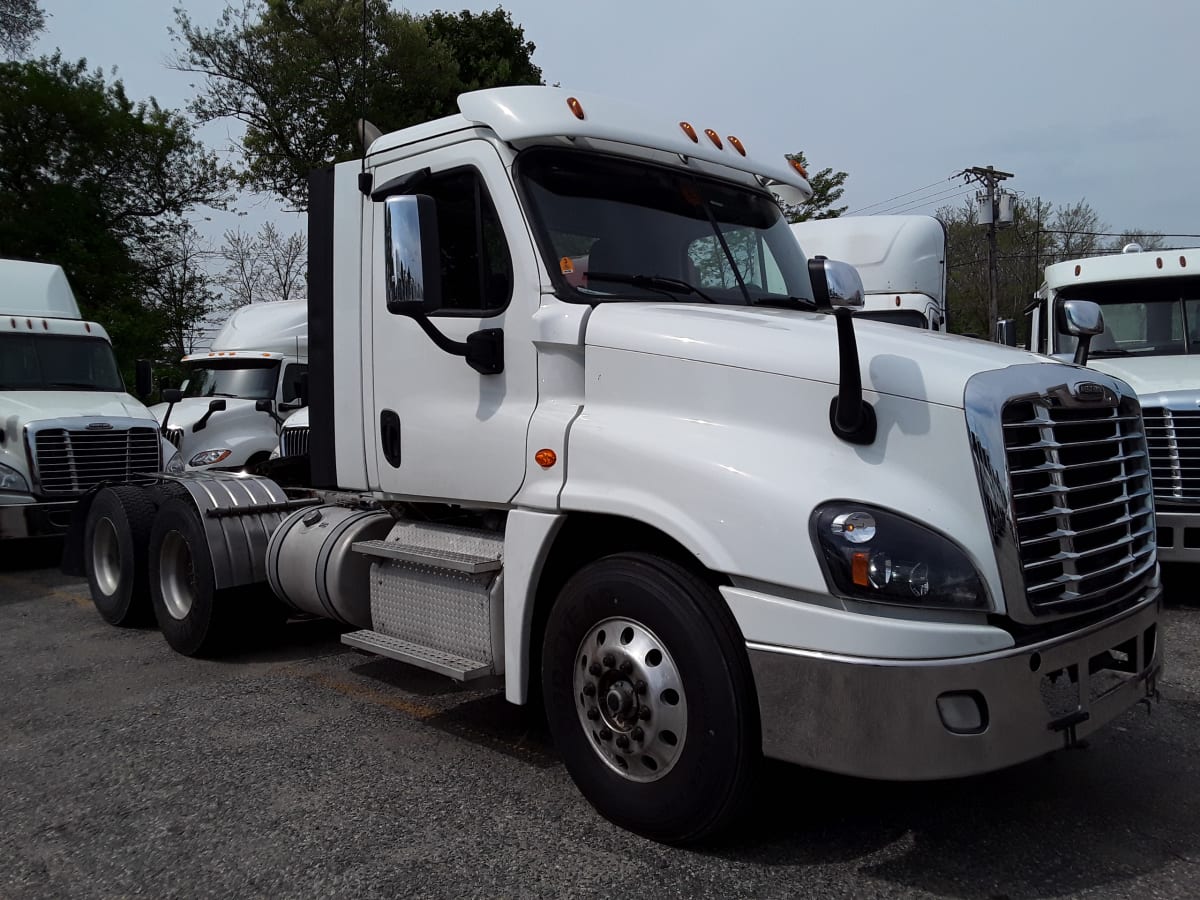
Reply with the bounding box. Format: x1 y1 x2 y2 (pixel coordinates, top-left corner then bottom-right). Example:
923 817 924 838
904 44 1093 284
851 552 871 587
679 121 698 143
788 157 809 179
535 449 557 469
727 135 746 156
1156 257 1164 269
1074 265 1082 276
704 129 723 149
567 97 585 120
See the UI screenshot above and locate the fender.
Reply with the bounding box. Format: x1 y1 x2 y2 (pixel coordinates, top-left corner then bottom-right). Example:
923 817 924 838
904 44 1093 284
503 508 564 703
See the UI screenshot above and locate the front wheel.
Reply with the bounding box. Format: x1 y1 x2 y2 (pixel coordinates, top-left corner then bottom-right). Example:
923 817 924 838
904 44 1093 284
541 553 758 843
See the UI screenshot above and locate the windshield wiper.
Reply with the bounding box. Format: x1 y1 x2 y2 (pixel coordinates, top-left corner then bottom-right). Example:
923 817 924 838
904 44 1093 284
587 272 718 303
45 381 106 390
1088 348 1131 357
749 296 818 311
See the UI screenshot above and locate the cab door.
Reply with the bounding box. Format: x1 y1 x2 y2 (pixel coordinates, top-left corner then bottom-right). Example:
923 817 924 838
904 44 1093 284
367 140 539 503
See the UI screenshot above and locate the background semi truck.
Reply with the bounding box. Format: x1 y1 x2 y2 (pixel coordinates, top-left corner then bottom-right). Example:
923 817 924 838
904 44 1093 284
790 215 947 330
67 87 1161 843
0 258 175 540
1025 244 1199 563
153 300 308 471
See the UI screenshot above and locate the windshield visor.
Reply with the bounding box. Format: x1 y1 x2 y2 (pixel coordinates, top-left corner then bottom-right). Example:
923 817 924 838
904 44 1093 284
182 359 280 400
1055 278 1200 357
517 147 813 306
0 333 124 391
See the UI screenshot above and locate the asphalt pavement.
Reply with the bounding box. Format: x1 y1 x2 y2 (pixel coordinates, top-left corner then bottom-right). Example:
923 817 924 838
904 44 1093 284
2 542 1199 899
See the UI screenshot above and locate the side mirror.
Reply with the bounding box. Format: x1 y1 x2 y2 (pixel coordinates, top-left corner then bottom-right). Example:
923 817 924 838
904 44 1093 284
256 398 285 428
208 398 227 413
297 373 309 407
808 257 865 310
807 256 875 445
383 194 442 316
1056 299 1105 365
279 398 303 411
994 318 1017 347
135 359 153 399
255 399 272 413
192 398 227 433
161 388 183 404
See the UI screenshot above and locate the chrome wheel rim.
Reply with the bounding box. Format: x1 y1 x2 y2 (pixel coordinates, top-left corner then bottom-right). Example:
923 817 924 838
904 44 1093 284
92 517 121 597
159 530 196 620
573 617 687 782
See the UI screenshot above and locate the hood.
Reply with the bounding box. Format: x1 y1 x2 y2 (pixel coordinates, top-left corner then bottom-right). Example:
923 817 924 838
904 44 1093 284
1086 355 1200 398
584 303 1052 409
1 390 153 422
150 396 264 431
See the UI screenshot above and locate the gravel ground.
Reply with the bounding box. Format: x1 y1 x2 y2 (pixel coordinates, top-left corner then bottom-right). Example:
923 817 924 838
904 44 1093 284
1 542 1198 899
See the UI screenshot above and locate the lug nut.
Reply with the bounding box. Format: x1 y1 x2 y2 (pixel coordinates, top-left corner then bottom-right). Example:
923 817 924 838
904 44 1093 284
586 708 600 721
615 735 630 749
635 680 647 695
631 726 644 741
599 727 612 741
582 683 596 696
638 707 651 721
589 663 602 676
619 660 633 675
602 654 616 668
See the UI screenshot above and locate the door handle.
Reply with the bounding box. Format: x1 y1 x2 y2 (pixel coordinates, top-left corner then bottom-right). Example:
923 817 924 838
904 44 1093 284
380 409 402 467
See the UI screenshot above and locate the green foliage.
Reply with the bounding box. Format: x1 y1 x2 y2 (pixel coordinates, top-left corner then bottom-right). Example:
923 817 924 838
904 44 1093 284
174 0 543 209
0 55 230 373
0 0 45 57
780 151 848 223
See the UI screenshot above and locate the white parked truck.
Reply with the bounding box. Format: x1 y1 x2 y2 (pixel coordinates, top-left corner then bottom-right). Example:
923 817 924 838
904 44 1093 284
1026 245 1199 563
153 300 308 471
0 259 175 540
790 215 947 330
66 87 1161 843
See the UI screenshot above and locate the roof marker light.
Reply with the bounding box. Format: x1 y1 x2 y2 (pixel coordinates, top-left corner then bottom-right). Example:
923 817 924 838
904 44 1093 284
704 129 723 149
1156 257 1163 269
1074 265 1081 276
26 319 32 329
895 296 901 307
727 135 746 156
1181 256 1188 268
788 157 809 179
566 97 585 120
679 121 698 143
42 320 48 330
85 322 91 332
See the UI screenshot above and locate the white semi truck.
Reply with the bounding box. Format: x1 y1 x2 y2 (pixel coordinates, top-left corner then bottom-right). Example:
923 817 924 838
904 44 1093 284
66 87 1161 843
1026 245 1199 563
0 259 176 541
153 300 308 471
790 215 947 330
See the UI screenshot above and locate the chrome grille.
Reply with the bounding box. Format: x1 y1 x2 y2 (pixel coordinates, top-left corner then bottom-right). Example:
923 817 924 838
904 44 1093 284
1002 396 1155 615
279 426 310 458
1142 407 1200 503
33 427 161 495
165 426 184 449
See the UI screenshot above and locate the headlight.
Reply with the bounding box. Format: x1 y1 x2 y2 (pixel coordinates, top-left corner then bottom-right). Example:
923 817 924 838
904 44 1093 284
0 462 30 493
189 448 233 467
812 502 989 611
165 450 185 474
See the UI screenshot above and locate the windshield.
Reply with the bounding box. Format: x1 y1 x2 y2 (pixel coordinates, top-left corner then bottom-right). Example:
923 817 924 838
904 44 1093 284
517 147 814 307
0 333 124 391
1055 277 1200 357
857 309 930 329
182 360 280 400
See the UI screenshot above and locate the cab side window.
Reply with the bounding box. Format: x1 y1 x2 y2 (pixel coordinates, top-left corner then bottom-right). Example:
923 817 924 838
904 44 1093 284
425 168 513 315
281 364 308 404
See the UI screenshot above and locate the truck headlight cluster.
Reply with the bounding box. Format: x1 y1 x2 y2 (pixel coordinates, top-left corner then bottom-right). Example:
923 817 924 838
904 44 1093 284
812 503 989 611
189 449 232 467
0 462 30 493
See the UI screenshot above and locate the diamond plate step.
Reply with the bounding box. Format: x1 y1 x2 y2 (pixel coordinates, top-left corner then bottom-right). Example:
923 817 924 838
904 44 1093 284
351 540 502 574
341 630 493 681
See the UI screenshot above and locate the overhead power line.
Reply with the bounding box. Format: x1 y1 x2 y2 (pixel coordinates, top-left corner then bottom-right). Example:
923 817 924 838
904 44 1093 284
844 177 953 216
878 187 975 216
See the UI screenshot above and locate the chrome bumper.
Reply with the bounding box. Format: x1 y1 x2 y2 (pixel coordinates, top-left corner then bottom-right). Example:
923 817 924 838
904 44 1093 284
749 588 1162 780
1156 509 1200 564
0 497 76 539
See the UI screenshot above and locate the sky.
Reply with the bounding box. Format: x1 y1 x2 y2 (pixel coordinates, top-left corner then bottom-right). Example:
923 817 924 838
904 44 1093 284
33 0 1200 246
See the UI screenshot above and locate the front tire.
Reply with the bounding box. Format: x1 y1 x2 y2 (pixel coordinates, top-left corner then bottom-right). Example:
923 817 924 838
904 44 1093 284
541 553 758 843
84 486 158 626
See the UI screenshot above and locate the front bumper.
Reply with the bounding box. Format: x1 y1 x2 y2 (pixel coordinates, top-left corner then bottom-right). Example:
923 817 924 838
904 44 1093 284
749 588 1161 780
0 497 76 539
1156 509 1200 563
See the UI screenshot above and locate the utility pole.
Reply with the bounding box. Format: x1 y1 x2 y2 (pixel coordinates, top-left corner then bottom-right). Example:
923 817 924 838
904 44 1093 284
957 165 1014 327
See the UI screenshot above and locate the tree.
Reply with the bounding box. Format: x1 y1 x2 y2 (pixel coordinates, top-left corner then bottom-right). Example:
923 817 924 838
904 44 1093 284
144 219 220 359
218 222 307 307
0 0 45 58
0 55 230 369
173 0 542 209
779 151 848 223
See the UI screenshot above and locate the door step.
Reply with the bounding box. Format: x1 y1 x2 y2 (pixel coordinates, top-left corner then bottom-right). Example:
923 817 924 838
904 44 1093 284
352 539 501 574
341 629 493 681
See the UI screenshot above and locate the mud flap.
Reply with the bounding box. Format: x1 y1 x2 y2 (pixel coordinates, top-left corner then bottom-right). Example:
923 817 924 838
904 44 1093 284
60 487 101 576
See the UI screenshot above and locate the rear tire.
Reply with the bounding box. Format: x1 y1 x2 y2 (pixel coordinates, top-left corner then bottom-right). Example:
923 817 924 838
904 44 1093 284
541 552 758 844
84 486 158 626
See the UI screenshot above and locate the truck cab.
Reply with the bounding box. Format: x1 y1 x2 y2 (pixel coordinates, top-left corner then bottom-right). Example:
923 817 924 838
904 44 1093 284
0 259 170 539
790 215 947 330
153 300 308 471
1027 246 1200 562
